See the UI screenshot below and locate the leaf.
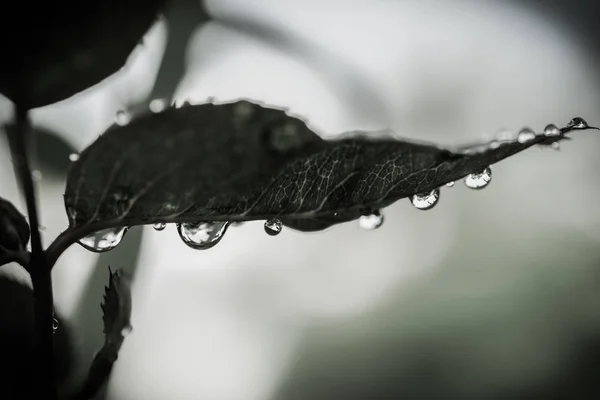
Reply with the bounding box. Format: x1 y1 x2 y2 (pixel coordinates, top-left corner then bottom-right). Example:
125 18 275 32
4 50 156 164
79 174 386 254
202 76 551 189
0 0 169 109
101 267 133 345
62 102 596 237
70 267 132 400
0 196 30 266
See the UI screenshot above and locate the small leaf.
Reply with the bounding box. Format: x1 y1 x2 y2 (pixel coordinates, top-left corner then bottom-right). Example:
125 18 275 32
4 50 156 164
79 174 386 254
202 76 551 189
0 1 169 108
70 267 132 400
0 197 30 266
63 101 596 237
101 267 132 345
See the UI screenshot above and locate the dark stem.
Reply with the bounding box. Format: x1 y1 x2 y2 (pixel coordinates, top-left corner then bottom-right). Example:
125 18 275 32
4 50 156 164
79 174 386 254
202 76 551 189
7 107 57 399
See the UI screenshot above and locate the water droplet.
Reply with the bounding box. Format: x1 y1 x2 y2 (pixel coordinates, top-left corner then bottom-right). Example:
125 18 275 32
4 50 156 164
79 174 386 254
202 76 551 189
31 170 43 182
69 153 80 162
544 123 560 137
566 117 588 130
149 98 167 113
121 325 133 336
410 189 440 211
78 227 128 253
53 317 59 332
551 142 561 151
496 129 514 141
489 140 500 149
177 221 230 250
264 219 283 236
153 222 166 231
116 110 131 126
67 206 77 221
358 211 384 230
517 127 536 144
446 181 455 187
464 167 492 190
235 101 255 118
270 123 304 152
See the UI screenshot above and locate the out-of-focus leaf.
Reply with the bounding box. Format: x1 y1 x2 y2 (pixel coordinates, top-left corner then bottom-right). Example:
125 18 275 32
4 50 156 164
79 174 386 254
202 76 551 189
0 196 30 266
0 0 169 109
61 101 596 238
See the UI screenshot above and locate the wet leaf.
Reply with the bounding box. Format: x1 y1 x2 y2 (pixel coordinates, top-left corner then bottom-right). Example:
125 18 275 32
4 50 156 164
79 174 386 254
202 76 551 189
0 197 30 265
63 101 595 236
0 0 169 108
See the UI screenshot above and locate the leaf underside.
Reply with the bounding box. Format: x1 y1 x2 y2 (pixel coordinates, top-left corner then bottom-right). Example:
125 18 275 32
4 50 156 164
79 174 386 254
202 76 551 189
64 100 581 235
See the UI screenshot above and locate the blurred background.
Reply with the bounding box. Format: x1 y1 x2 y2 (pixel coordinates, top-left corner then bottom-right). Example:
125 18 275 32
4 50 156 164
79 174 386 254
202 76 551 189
1 0 600 399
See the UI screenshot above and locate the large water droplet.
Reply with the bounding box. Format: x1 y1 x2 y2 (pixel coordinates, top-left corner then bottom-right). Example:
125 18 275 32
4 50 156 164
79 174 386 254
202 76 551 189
116 110 131 126
69 153 80 162
566 117 588 130
358 211 384 230
78 227 128 253
177 221 230 250
153 222 166 231
517 127 536 144
264 219 283 236
544 123 560 137
410 189 440 211
464 167 492 190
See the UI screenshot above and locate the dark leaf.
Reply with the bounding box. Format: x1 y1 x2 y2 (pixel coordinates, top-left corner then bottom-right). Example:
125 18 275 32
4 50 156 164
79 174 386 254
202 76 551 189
0 196 30 266
0 0 169 109
70 267 132 400
62 102 596 238
101 267 132 344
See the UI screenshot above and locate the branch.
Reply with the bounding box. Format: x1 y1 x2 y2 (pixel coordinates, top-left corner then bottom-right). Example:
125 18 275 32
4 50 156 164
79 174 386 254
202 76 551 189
7 107 57 399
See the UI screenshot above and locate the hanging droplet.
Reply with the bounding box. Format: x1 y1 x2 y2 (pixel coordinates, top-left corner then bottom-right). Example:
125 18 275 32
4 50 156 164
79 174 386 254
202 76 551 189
149 98 167 113
78 227 128 253
177 221 230 250
544 123 560 137
69 153 80 162
517 127 536 144
410 189 440 211
358 211 384 230
153 222 166 231
31 170 43 182
53 317 59 332
566 117 588 130
464 167 492 190
115 110 131 126
446 181 455 187
264 219 283 236
551 142 561 151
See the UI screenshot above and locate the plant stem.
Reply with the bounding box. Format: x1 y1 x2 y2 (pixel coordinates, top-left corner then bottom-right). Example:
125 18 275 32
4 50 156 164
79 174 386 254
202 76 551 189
8 107 57 399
